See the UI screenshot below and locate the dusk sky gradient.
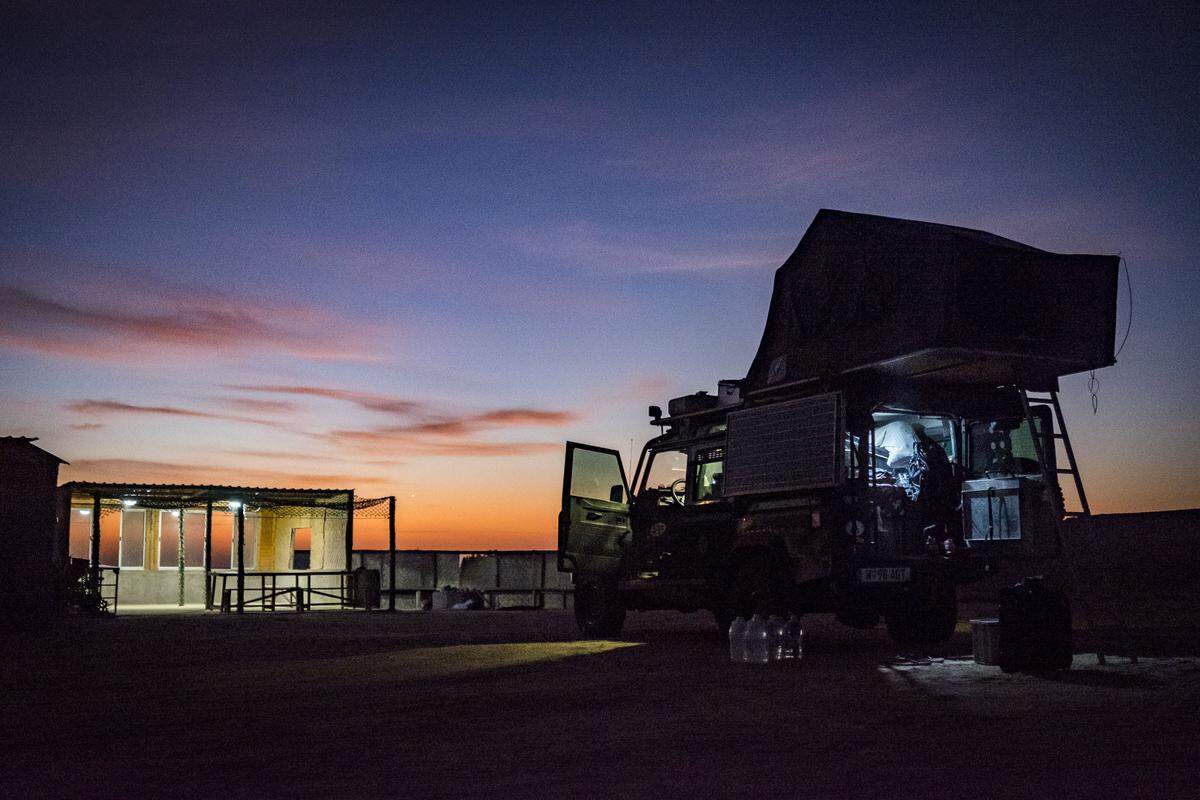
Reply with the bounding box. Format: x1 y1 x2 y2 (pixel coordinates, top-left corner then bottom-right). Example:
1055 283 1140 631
2 2 1198 548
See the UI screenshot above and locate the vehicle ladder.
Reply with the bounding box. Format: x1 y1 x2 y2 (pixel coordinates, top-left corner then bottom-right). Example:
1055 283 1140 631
1019 388 1137 664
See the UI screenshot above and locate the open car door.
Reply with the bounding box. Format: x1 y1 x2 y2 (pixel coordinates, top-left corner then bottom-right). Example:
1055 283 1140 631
558 442 630 574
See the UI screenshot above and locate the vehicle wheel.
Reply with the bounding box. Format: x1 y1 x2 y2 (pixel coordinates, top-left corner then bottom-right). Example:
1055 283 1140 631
716 553 791 632
885 580 958 645
835 605 881 630
574 576 625 638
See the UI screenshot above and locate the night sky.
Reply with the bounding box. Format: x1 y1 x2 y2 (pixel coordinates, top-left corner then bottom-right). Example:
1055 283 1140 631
2 2 1197 548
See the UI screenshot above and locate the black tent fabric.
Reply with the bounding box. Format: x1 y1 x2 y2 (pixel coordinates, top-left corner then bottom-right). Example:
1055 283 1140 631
744 210 1119 394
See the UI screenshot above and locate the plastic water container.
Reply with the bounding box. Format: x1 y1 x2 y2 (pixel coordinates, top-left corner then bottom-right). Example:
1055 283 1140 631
782 614 804 660
745 614 770 664
970 618 1001 666
728 616 748 662
767 616 786 661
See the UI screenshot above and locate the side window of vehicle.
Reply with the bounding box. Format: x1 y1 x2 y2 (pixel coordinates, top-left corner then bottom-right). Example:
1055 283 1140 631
642 449 689 500
693 446 725 502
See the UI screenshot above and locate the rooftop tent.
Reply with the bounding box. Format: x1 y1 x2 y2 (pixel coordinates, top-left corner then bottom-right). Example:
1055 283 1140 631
743 209 1120 394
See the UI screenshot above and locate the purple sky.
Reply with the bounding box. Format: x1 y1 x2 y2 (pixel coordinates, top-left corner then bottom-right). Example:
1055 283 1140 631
2 2 1198 546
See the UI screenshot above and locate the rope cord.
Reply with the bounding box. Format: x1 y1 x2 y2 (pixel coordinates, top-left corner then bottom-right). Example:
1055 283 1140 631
1115 255 1133 358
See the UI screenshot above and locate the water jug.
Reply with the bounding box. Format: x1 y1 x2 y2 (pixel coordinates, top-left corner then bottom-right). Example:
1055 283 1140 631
782 614 804 659
767 615 786 661
728 616 748 662
746 614 770 664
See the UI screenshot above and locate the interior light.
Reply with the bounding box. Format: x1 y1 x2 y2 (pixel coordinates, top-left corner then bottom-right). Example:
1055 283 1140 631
79 509 91 516
228 500 242 509
122 499 137 507
171 510 180 518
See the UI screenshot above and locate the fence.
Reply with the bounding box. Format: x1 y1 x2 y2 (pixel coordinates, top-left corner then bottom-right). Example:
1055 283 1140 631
100 566 120 614
351 550 573 611
206 569 352 612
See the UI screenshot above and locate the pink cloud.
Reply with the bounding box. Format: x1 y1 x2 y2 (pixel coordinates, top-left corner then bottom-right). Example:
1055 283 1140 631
224 385 421 415
66 399 286 430
0 277 386 363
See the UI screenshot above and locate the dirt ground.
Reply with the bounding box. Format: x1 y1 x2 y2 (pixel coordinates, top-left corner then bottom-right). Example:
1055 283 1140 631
4 608 1199 799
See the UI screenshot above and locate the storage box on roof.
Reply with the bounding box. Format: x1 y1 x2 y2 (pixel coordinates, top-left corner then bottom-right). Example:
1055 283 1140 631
743 210 1120 394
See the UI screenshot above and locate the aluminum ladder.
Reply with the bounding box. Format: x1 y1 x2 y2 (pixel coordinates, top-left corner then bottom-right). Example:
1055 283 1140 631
1019 388 1137 664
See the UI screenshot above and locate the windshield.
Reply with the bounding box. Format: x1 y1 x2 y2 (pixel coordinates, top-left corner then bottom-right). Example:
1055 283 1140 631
641 449 688 494
868 412 957 485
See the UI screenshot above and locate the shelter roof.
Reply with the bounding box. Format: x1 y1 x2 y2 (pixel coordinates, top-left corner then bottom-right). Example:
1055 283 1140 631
60 481 353 510
0 436 69 464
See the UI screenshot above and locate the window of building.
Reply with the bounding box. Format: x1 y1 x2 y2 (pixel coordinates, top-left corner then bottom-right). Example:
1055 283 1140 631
291 527 311 570
119 509 146 569
158 510 206 569
229 515 260 571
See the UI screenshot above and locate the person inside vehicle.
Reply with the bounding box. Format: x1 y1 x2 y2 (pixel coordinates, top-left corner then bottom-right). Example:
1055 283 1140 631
874 418 962 552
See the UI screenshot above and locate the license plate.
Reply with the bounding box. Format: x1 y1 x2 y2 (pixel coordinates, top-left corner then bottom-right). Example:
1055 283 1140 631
858 567 911 583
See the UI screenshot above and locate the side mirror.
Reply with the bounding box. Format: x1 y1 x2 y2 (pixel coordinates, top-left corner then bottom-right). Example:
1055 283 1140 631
648 405 662 422
609 484 625 503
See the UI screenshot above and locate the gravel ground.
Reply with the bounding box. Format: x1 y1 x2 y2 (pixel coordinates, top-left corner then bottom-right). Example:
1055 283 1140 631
4 608 1198 799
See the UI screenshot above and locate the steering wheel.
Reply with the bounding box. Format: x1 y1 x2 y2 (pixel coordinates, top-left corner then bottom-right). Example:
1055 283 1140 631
670 478 687 507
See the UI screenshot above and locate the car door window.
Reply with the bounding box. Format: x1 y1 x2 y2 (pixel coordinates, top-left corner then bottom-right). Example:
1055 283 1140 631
570 446 628 503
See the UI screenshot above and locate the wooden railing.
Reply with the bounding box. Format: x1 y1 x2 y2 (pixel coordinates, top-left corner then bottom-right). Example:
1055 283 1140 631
99 566 120 614
206 570 351 612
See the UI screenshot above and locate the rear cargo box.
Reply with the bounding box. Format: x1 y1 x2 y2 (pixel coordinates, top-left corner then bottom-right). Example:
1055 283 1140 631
744 210 1120 393
962 476 1057 556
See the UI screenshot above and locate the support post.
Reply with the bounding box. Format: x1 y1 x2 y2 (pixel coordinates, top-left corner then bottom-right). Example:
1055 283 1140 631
236 502 245 614
344 491 355 572
388 496 397 611
177 505 186 607
203 500 213 609
89 493 101 584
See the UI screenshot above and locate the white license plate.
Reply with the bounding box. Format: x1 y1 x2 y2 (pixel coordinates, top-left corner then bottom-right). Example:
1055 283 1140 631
858 567 911 583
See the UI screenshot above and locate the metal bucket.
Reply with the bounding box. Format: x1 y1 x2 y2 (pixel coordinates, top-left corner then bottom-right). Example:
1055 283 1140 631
970 618 1001 665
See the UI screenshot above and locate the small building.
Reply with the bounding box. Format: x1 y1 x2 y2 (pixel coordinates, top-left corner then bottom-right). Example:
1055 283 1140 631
57 482 377 611
0 437 68 620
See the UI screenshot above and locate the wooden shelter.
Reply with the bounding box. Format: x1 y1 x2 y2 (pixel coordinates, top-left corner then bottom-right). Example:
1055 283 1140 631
58 482 396 612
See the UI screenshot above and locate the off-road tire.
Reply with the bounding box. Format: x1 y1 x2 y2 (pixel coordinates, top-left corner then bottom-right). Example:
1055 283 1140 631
835 605 881 630
885 580 958 645
714 553 791 633
574 576 625 638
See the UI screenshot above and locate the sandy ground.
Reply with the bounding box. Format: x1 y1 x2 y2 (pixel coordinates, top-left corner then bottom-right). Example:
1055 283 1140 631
3 608 1199 799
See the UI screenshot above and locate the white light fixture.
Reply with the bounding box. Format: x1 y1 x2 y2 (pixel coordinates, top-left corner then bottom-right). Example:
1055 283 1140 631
122 499 137 507
228 500 242 509
171 510 180 518
79 509 91 516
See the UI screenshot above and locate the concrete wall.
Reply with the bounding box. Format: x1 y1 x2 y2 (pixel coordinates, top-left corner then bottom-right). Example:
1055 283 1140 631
116 570 207 606
352 550 573 610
